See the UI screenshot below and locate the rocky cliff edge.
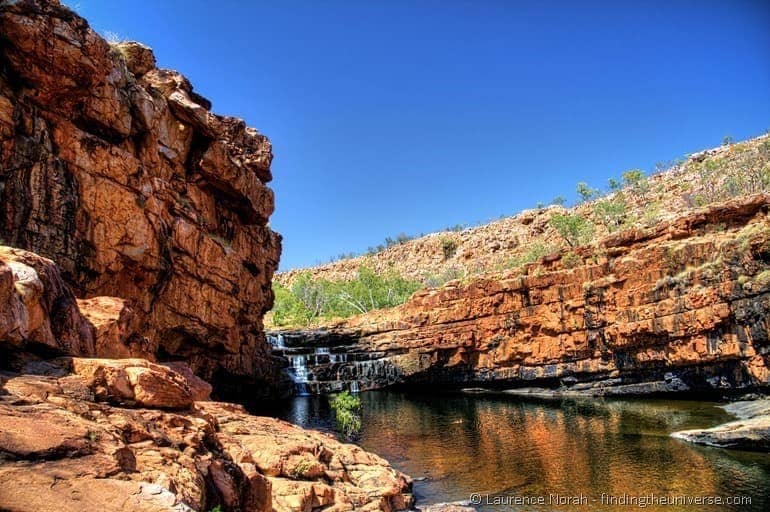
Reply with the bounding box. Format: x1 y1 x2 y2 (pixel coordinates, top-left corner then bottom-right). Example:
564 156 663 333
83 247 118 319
0 0 282 394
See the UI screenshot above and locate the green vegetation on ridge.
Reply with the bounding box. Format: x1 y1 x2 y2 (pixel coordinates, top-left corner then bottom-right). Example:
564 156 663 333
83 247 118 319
271 266 421 326
274 133 770 324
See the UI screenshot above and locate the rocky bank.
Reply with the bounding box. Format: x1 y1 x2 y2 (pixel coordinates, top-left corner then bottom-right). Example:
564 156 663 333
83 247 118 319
0 0 282 393
0 245 412 511
0 357 412 512
672 398 770 451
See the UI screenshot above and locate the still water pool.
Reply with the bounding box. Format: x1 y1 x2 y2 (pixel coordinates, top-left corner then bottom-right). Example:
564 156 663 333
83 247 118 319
258 391 770 511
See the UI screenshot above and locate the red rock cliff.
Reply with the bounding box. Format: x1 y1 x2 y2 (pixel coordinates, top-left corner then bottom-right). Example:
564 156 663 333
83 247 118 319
309 196 770 395
0 0 282 392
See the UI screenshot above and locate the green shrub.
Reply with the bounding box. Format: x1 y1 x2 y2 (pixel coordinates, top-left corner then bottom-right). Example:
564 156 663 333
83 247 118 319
549 214 595 247
722 135 734 146
551 196 566 206
502 242 555 271
593 197 626 232
424 266 465 288
270 267 421 326
289 458 316 480
562 251 582 269
329 391 362 438
642 201 661 226
621 169 648 194
621 169 646 188
576 182 599 203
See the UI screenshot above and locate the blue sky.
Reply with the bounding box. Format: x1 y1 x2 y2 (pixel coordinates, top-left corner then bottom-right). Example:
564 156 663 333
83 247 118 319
74 0 770 270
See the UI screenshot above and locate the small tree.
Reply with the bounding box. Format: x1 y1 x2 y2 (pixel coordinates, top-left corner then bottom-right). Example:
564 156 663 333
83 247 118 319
549 214 594 247
593 198 626 232
576 182 599 203
551 196 566 206
291 273 328 323
621 169 646 188
329 391 362 439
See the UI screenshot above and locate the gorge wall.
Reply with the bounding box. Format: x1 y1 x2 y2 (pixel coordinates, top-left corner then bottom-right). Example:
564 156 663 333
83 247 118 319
0 2 416 510
278 196 770 396
0 0 282 393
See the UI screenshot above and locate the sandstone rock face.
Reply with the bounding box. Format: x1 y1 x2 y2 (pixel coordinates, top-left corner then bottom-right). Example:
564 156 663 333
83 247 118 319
303 196 770 395
0 0 282 392
67 358 199 409
0 363 413 512
0 247 94 357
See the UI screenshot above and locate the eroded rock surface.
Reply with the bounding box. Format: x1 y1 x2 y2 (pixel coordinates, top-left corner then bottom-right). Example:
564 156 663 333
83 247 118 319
0 0 282 392
0 360 413 511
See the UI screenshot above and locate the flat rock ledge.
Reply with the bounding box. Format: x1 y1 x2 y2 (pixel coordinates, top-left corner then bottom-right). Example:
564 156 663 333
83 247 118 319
671 399 770 451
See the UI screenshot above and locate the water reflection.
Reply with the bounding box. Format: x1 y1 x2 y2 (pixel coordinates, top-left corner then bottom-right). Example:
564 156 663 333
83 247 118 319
260 392 770 511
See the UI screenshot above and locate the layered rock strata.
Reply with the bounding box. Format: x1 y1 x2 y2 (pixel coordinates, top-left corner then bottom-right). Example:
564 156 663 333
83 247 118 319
285 195 770 395
0 0 282 392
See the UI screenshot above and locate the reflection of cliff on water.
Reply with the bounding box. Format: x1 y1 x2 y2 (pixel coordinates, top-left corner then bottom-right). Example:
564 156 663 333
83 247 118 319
266 392 770 511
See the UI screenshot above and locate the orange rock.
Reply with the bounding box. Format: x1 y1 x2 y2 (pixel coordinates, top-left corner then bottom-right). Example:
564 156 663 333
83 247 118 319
0 0 282 393
69 358 193 409
0 368 413 512
319 196 770 394
0 247 95 357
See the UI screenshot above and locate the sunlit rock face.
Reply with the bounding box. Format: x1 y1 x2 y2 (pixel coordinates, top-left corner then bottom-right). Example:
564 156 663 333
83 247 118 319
317 196 770 395
0 0 282 393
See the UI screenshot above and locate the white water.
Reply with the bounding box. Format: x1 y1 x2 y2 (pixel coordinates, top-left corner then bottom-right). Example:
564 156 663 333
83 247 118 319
289 355 308 383
266 333 285 349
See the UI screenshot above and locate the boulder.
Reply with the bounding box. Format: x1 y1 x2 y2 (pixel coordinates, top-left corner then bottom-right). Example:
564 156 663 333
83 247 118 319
67 358 194 409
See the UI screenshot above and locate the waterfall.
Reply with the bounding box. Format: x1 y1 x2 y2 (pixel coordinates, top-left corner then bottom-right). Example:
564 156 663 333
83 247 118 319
266 333 285 349
290 355 308 383
287 354 310 396
268 330 398 395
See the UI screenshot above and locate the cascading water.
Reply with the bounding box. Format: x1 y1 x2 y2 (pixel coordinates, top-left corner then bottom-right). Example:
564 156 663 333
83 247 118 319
288 355 310 396
266 330 399 395
266 333 285 349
